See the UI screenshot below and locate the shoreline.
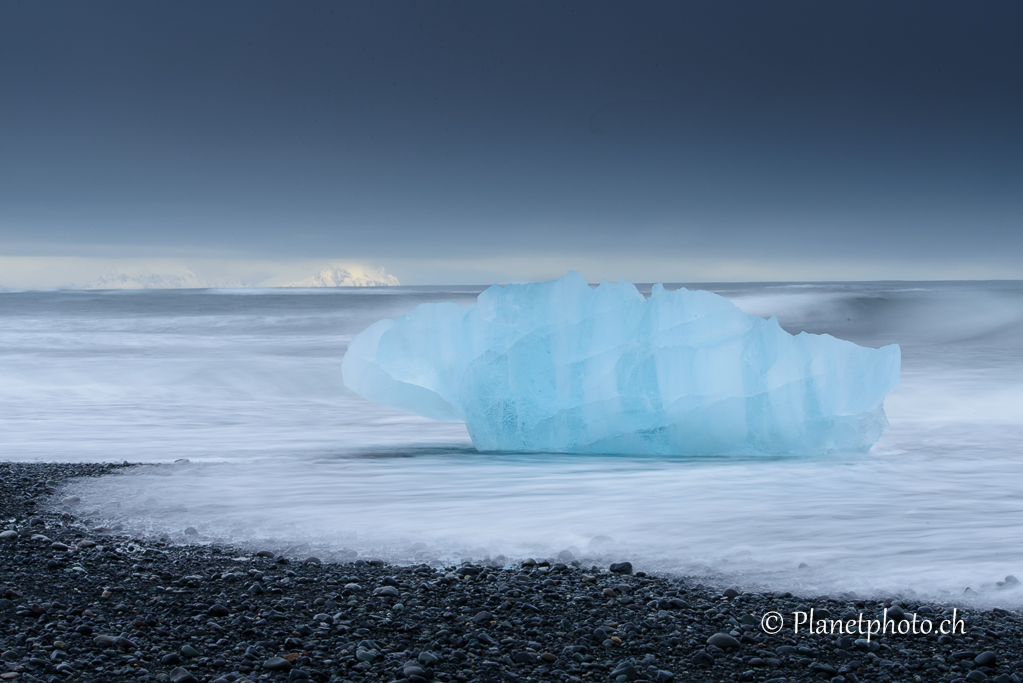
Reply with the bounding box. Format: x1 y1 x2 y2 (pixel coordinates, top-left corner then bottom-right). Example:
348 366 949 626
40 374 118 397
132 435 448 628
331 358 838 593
2 462 1022 683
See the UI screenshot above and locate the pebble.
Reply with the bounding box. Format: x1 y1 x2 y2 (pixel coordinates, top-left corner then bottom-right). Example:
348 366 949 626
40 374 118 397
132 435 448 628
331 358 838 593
263 656 293 671
978 651 999 667
707 632 741 649
169 666 199 683
208 602 230 616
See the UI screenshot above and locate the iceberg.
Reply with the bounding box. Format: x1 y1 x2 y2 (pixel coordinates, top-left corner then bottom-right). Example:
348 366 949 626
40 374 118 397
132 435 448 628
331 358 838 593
342 272 901 455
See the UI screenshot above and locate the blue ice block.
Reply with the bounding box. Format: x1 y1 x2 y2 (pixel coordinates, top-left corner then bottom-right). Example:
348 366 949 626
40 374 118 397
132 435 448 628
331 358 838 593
342 272 900 455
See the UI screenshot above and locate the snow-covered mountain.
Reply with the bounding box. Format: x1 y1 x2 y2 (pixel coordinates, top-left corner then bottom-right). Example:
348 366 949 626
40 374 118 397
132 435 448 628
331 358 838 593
78 270 218 290
281 265 399 288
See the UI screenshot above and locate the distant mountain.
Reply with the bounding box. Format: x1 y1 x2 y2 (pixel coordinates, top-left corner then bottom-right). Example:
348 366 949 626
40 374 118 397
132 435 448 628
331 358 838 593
5 262 399 290
77 269 218 290
281 265 399 287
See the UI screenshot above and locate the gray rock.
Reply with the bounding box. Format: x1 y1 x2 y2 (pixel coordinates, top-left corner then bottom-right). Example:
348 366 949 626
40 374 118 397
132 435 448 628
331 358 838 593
113 636 136 650
886 605 906 621
707 633 740 649
609 561 634 575
263 656 293 671
692 650 715 666
854 639 880 652
373 585 400 597
208 603 229 617
472 610 495 624
169 667 199 683
181 645 200 658
953 650 980 660
0 530 18 541
612 661 638 679
975 651 997 667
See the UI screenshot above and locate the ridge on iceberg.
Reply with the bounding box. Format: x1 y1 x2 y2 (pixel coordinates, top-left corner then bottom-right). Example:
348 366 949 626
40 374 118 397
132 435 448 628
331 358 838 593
342 272 901 455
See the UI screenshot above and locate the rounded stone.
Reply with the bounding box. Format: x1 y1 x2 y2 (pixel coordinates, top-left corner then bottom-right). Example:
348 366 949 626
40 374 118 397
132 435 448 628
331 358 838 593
169 667 199 683
472 610 495 624
263 657 293 671
975 651 997 667
707 633 741 649
692 650 715 666
208 604 230 617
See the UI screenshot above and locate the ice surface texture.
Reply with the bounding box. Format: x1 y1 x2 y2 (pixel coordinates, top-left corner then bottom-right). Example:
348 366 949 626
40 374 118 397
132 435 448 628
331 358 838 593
342 272 901 455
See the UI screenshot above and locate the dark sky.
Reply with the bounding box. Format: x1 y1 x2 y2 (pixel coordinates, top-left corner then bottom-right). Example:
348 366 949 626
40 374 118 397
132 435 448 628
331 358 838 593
1 1 1021 278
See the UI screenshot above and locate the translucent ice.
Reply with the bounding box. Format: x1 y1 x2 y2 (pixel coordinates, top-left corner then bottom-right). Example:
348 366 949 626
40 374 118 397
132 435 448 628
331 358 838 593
342 272 901 455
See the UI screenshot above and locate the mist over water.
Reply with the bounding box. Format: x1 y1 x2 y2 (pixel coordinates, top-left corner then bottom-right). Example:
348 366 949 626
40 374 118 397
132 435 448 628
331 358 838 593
2 282 1023 606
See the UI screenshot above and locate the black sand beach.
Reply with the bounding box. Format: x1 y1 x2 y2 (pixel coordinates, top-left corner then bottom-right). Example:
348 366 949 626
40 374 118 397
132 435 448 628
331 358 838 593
2 462 1021 683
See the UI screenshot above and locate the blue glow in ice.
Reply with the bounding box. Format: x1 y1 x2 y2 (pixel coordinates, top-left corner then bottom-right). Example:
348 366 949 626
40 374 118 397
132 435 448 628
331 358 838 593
342 272 901 455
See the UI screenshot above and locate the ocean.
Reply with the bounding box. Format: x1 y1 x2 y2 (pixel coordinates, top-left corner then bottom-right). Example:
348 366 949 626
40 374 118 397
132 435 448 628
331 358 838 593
2 281 1022 606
